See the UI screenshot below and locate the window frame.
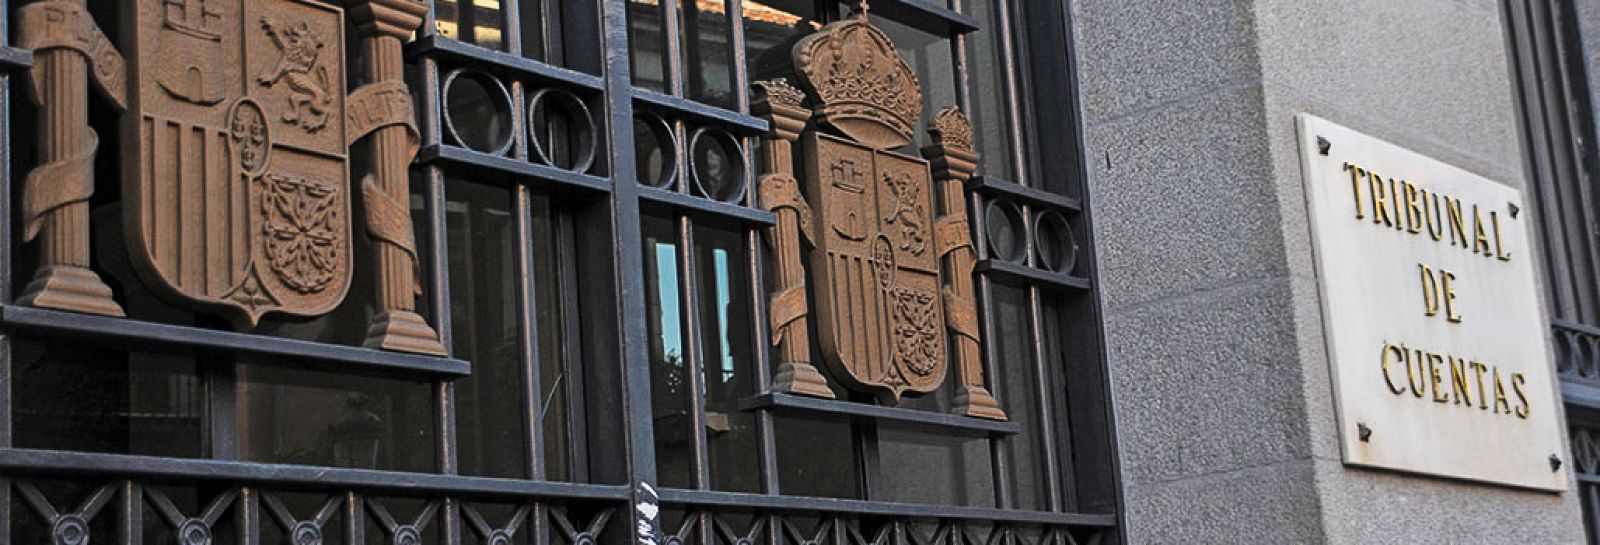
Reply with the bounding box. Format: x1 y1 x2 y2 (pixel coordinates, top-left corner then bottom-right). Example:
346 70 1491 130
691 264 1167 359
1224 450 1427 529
0 0 1123 543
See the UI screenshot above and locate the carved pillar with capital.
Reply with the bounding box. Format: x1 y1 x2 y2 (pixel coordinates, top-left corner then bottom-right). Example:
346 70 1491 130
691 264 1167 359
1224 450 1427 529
348 0 446 355
753 79 834 398
14 0 125 317
924 107 1005 420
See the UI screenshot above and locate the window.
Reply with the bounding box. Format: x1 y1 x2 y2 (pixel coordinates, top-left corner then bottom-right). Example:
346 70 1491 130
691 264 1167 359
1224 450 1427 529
1508 0 1600 539
0 0 1117 544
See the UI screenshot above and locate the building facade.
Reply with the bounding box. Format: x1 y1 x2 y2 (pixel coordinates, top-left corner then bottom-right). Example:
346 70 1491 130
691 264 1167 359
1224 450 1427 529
0 0 1593 543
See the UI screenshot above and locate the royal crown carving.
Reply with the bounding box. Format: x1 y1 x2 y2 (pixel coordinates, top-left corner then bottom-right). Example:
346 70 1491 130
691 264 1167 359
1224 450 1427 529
756 8 1004 417
929 107 974 153
793 15 922 150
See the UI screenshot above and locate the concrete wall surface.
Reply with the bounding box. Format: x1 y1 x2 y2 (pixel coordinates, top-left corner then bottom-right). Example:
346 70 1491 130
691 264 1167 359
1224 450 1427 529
1072 0 1588 542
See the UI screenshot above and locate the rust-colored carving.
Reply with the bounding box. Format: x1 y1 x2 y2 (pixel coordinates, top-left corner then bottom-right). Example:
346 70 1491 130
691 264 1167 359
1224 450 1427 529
924 108 1005 420
760 8 1003 415
792 7 921 150
753 79 833 399
121 0 352 327
802 129 946 403
349 0 447 356
15 0 126 316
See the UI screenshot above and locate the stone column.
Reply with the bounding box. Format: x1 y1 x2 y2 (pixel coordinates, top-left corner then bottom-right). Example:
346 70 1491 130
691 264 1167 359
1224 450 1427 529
923 107 1003 419
15 0 123 316
349 0 445 355
752 79 833 398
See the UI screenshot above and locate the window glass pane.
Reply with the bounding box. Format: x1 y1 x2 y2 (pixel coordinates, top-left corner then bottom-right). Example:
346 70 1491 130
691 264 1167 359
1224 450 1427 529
877 428 995 507
519 0 548 61
645 214 692 488
742 0 817 82
447 179 527 479
964 0 1019 182
776 414 859 498
435 0 507 50
237 361 436 472
682 0 735 107
12 341 203 458
992 283 1047 509
696 225 761 492
628 0 670 93
876 17 956 154
533 199 576 481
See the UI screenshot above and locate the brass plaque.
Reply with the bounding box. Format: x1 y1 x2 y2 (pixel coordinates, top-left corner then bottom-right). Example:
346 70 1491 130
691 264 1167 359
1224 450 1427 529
122 0 352 326
804 131 946 402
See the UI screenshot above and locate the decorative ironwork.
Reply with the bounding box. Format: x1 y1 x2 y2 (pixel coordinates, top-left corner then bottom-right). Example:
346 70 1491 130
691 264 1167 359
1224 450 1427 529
463 503 534 545
121 0 353 327
658 508 1108 545
1554 319 1600 387
6 476 628 545
15 0 127 317
144 486 239 545
14 481 117 545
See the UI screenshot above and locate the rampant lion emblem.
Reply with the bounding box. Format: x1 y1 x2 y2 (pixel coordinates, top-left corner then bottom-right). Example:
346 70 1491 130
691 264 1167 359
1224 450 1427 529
258 16 333 132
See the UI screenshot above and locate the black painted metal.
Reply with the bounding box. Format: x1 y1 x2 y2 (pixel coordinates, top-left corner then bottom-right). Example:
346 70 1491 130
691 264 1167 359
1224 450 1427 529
967 176 1083 214
738 393 1022 435
656 488 1115 527
0 0 1121 543
0 304 472 377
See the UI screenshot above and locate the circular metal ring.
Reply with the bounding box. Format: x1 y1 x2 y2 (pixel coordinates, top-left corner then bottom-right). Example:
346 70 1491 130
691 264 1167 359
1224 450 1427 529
291 521 323 545
634 113 678 188
687 127 747 203
53 515 90 545
441 68 515 156
1032 209 1078 273
984 199 1027 263
527 87 599 173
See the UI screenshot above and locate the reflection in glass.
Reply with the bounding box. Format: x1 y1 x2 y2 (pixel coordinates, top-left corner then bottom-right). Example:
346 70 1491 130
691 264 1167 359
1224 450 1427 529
435 0 506 51
876 16 956 154
13 340 202 458
993 283 1048 509
238 362 435 472
447 179 526 479
444 71 514 154
776 415 859 499
742 0 817 82
965 0 1019 182
531 198 575 481
644 214 692 488
690 129 746 202
681 0 734 107
627 0 669 93
696 225 760 492
635 114 677 188
877 428 995 507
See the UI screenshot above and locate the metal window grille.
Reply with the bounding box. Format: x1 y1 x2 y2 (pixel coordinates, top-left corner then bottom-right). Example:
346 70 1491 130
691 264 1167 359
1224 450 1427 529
0 1 1121 544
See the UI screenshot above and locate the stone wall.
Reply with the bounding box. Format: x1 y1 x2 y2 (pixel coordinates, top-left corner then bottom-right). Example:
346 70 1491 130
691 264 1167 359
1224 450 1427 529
1073 0 1588 541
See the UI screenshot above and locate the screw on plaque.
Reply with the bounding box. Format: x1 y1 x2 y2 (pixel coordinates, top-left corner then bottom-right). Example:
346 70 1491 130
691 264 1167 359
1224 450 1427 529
1317 136 1331 156
1509 202 1521 219
1357 422 1372 442
1551 454 1563 472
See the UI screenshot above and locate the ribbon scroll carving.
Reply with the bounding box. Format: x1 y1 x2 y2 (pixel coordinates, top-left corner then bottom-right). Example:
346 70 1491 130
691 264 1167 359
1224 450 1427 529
12 0 444 356
756 6 1005 418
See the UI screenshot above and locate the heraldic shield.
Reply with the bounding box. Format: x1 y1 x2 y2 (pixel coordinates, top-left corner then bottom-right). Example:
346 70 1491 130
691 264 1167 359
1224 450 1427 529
803 133 946 403
121 0 352 327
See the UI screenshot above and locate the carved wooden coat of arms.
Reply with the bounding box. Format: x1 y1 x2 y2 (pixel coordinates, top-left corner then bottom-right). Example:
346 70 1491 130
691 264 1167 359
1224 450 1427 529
751 8 1005 418
121 0 352 326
